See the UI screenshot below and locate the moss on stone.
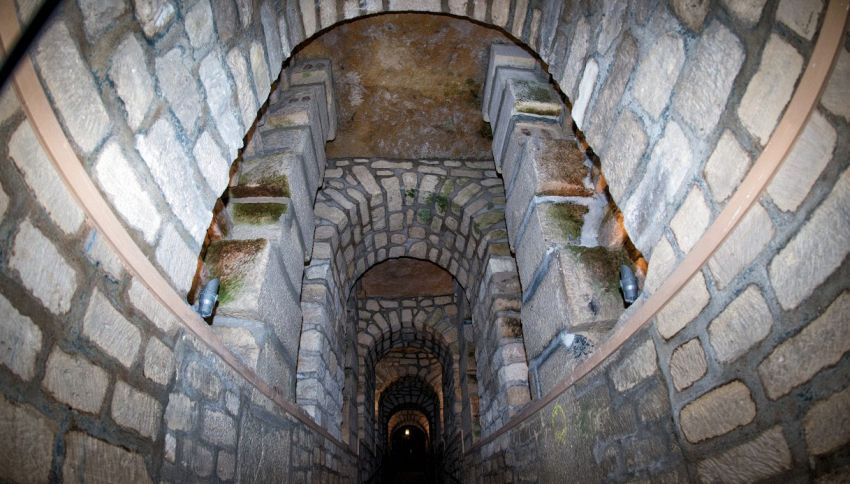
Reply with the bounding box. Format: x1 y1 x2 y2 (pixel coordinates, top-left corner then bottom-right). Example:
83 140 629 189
205 239 267 305
546 204 588 242
417 207 432 224
474 211 505 231
232 174 290 198
566 245 629 294
232 203 287 225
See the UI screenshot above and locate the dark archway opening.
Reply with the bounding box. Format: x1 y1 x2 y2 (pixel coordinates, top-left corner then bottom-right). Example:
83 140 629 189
387 425 430 483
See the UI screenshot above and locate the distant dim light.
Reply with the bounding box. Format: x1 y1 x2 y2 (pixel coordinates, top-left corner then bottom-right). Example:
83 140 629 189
404 429 410 437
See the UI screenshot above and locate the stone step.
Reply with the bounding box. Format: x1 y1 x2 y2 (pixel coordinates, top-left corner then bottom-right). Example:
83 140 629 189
491 79 564 169
482 44 540 122
288 58 337 140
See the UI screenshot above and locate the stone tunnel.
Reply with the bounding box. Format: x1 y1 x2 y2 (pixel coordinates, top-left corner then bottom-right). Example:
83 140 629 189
0 0 849 482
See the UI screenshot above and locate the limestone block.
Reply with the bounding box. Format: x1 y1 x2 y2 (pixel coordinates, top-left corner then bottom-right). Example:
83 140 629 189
235 412 291 482
193 131 230 197
83 229 124 280
299 0 317 37
622 121 694 254
212 325 261 368
133 0 175 37
185 0 214 49
769 168 850 309
165 393 197 431
227 199 289 241
9 120 84 235
185 360 222 400
260 2 283 73
257 337 296 400
111 381 162 439
259 127 322 195
670 339 707 391
64 432 152 483
670 187 711 253
777 0 823 40
721 0 768 26
679 380 756 443
671 0 709 31
289 58 337 139
144 337 175 385
42 347 108 413
128 279 178 335
202 409 237 447
673 21 745 137
82 290 142 368
10 220 78 315
226 47 259 130
600 110 647 204
804 384 850 455
632 32 685 120
265 86 327 167
156 48 203 136
109 35 154 130
34 23 110 154
708 286 772 363
514 201 584 286
495 121 564 181
492 79 562 168
703 130 751 203
707 203 773 289
136 118 213 244
572 59 598 129
0 395 55 483
155 224 198 294
0 293 42 380
250 42 272 107
822 48 850 121
758 291 850 399
696 426 791 483
655 271 709 339
182 440 214 477
585 34 638 151
560 17 590 98
79 0 127 39
610 339 658 392
200 51 244 155
486 66 542 132
482 44 538 123
767 111 836 212
597 0 627 54
218 450 236 480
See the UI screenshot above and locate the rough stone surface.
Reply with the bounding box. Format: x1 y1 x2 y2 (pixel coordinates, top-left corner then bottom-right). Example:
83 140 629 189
822 48 850 121
202 409 237 447
218 450 236 480
769 168 850 309
0 294 42 381
670 339 707 391
680 380 756 443
9 120 85 235
804 384 850 456
704 130 751 203
79 0 127 39
185 0 214 49
155 223 198 294
136 118 212 244
707 203 773 289
562 17 590 97
777 0 823 40
0 85 17 125
709 286 773 363
670 187 711 253
63 431 152 483
656 271 710 339
738 35 803 145
165 393 196 431
632 32 685 120
767 111 836 212
34 22 110 153
200 51 244 154
610 339 657 392
602 110 647 204
644 236 676 294
156 48 203 136
673 21 745 137
109 35 154 130
586 34 638 151
572 59 598 130
133 0 176 38
10 220 78 315
111 380 161 439
722 0 768 25
83 290 142 368
0 184 8 220
42 347 109 413
0 395 55 483
250 42 271 104
193 131 230 196
759 291 850 399
84 229 124 280
671 0 709 31
226 48 258 131
128 279 178 334
144 337 175 385
697 426 792 483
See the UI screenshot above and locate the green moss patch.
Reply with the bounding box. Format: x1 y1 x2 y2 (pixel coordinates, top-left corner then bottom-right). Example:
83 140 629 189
232 174 290 198
232 203 287 225
546 203 588 242
205 239 267 304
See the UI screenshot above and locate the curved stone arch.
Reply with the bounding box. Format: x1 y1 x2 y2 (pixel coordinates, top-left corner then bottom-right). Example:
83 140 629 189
375 348 443 400
387 409 431 448
378 376 441 449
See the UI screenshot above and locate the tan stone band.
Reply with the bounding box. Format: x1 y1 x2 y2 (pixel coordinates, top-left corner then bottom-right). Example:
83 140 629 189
0 2 353 455
468 0 850 453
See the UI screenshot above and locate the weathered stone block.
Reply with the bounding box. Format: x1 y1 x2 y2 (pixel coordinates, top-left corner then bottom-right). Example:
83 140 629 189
83 229 124 281
9 120 84 235
758 291 850 399
486 66 542 132
202 409 237 447
212 325 261 368
610 339 657 392
258 127 322 196
155 223 198 294
600 109 647 204
289 58 337 140
696 426 791 483
128 279 178 335
79 0 127 39
10 220 78 315
218 450 236 480
670 187 711 253
0 294 42 380
707 203 773 289
680 380 756 443
709 285 772 363
769 168 850 309
777 0 823 40
483 44 538 123
156 48 203 136
721 0 767 25
738 35 803 145
767 111 836 212
185 0 214 49
226 47 259 131
265 85 327 169
200 51 244 155
43 347 109 413
492 79 562 168
193 130 230 197
0 395 55 483
656 271 710 339
672 21 744 137
804 384 850 456
560 17 590 98
35 22 110 154
182 439 214 477
260 2 283 74
670 339 707 391
144 337 175 385
111 380 161 439
822 48 850 121
572 59 598 129
227 199 289 241
703 130 751 203
83 290 142 368
64 432 152 483
585 34 638 151
632 32 685 120
165 393 197 431
109 35 154 130
670 0 709 31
